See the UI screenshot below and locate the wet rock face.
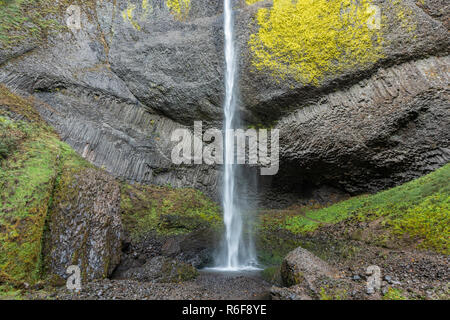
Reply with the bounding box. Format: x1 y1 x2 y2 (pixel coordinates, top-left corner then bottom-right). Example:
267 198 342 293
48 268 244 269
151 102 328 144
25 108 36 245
274 56 450 195
0 0 448 198
45 167 123 282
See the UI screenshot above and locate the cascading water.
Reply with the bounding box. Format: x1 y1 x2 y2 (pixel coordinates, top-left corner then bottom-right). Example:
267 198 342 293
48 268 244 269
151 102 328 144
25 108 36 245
213 0 259 271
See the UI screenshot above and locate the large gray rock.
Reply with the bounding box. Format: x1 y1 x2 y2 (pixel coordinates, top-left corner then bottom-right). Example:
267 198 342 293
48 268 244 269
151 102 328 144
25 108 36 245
281 247 338 291
44 167 123 282
274 247 362 300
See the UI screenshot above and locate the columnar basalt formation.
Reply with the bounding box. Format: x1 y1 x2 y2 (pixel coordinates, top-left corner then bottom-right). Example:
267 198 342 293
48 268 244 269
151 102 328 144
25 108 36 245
0 0 448 199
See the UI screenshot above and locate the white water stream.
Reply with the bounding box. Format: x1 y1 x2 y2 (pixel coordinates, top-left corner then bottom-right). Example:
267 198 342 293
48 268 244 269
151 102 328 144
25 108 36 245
213 0 259 271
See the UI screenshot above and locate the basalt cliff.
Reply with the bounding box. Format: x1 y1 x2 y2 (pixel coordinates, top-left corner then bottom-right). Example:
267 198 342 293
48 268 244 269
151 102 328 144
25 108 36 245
0 0 448 300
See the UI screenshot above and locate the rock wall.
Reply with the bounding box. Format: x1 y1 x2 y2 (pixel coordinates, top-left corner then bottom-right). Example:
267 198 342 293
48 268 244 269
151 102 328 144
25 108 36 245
0 0 448 201
44 166 123 282
273 56 450 195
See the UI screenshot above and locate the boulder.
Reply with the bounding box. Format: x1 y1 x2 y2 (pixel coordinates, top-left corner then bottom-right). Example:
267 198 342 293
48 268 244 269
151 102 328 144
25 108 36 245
280 247 338 291
44 167 122 283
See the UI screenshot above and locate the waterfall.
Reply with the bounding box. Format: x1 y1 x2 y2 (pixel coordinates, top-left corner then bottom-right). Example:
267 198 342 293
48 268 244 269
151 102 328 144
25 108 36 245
213 0 258 271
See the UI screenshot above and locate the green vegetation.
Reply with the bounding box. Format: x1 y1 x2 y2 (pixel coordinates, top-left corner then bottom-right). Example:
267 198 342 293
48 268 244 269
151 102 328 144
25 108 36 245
261 164 450 254
0 284 22 300
0 86 94 286
160 259 199 283
0 85 222 295
0 85 92 290
121 2 142 31
246 0 264 4
260 265 281 284
0 0 65 47
0 116 29 159
0 87 55 285
0 129 60 284
121 183 222 240
383 287 407 300
319 285 349 300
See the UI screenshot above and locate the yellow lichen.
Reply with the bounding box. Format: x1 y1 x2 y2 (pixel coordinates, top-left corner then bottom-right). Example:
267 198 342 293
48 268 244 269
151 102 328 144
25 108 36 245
142 0 153 16
249 0 385 85
166 0 191 20
246 0 265 4
391 0 417 33
122 3 141 31
121 1 154 30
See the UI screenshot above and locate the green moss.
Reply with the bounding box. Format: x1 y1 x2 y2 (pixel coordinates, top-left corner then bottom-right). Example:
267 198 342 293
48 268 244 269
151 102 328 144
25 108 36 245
0 115 29 159
246 0 265 4
0 84 43 122
160 259 199 283
0 284 23 300
0 130 61 283
383 287 407 300
256 228 303 266
121 3 141 31
274 164 450 254
0 0 67 47
256 204 320 265
261 265 281 284
0 86 92 286
319 285 348 300
120 183 222 240
391 194 449 253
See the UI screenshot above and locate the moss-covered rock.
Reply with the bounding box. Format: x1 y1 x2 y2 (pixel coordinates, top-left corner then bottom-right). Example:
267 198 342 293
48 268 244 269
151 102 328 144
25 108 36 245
43 163 123 283
248 0 385 85
0 86 222 292
258 164 450 255
0 86 122 289
115 183 223 271
120 183 222 239
0 0 70 54
0 89 62 285
280 247 338 289
159 257 198 283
